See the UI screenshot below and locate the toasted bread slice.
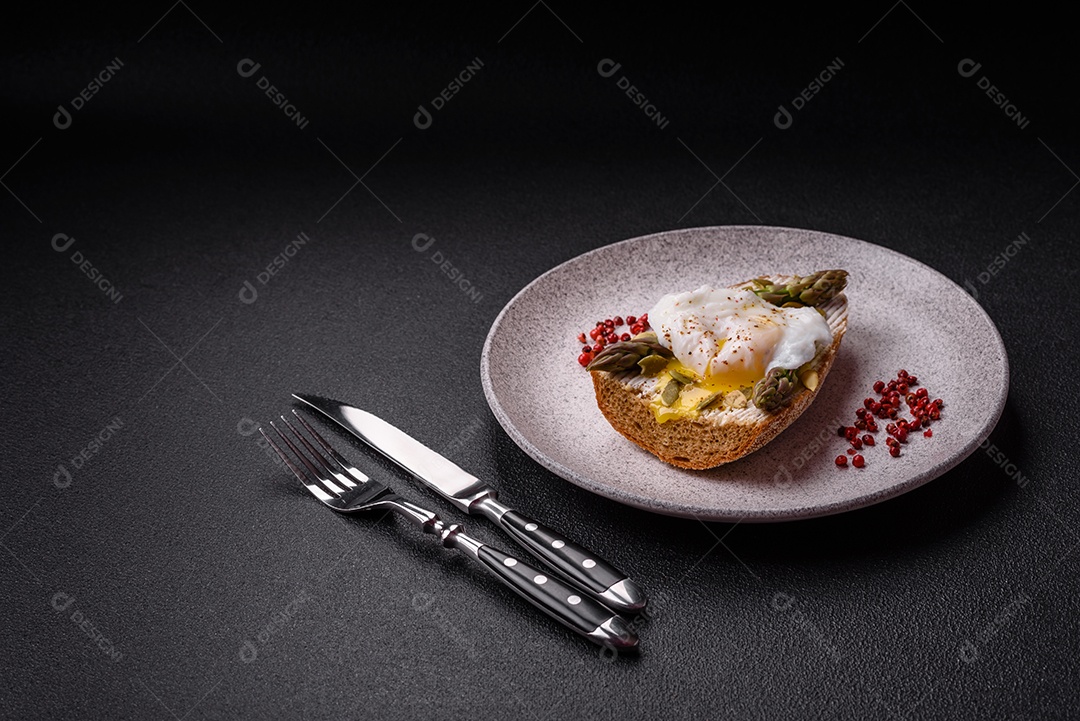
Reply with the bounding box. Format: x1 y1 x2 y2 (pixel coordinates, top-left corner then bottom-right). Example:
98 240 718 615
589 275 848 469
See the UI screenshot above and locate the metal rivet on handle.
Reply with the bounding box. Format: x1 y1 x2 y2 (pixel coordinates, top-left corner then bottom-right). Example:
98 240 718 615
551 540 565 549
503 558 517 567
582 559 596 568
525 523 538 531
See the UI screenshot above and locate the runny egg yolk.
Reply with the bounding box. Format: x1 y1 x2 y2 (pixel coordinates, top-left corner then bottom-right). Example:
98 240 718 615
647 359 749 423
662 357 754 395
645 285 833 412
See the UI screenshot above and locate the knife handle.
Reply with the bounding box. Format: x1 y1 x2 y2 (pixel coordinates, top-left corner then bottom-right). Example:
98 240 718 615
386 497 636 649
478 502 647 613
476 545 638 649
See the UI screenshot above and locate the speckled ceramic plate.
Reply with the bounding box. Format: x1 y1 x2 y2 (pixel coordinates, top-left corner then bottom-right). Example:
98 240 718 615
480 226 1008 522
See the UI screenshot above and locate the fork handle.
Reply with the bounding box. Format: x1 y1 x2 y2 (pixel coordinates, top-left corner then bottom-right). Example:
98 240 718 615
474 544 638 650
389 499 638 649
479 505 647 613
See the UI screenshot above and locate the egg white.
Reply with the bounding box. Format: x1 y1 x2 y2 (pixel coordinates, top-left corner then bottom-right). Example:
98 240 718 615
647 286 832 386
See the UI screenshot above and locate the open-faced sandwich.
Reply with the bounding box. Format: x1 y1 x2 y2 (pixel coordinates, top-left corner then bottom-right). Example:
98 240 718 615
585 270 849 469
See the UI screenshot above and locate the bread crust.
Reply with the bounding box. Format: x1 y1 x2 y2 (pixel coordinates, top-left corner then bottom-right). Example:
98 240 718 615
589 280 848 470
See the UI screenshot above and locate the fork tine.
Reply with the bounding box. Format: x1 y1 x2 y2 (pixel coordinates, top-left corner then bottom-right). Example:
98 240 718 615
279 415 357 490
290 410 371 485
259 427 335 503
270 419 347 497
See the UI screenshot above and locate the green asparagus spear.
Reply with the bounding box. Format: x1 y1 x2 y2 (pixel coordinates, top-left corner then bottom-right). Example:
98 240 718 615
586 335 673 373
752 367 801 412
753 269 848 307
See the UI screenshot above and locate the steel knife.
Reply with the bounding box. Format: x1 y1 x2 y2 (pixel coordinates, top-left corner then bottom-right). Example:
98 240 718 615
292 393 647 613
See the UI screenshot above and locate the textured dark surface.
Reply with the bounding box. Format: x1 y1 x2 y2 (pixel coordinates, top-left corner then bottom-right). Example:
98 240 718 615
2 6 1078 720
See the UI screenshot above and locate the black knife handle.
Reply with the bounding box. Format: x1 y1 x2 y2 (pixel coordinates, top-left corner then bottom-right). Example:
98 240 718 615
476 545 637 649
494 509 647 612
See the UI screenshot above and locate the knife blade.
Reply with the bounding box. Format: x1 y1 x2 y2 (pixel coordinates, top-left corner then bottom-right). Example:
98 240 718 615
292 393 647 613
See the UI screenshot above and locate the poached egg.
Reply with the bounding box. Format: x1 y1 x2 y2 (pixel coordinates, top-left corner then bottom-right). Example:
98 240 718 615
647 285 832 393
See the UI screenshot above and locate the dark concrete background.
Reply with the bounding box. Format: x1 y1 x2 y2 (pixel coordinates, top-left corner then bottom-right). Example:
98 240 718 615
2 5 1078 719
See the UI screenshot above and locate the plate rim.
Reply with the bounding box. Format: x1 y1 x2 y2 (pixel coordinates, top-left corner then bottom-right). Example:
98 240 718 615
480 225 1010 522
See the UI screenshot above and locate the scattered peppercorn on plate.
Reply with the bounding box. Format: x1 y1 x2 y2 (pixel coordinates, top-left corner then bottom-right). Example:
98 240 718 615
481 226 1008 521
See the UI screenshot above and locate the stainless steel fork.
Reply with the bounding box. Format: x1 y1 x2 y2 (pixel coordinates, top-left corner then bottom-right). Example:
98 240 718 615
261 411 638 650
